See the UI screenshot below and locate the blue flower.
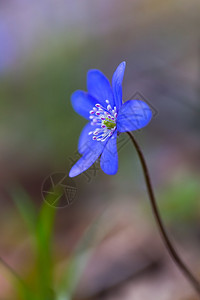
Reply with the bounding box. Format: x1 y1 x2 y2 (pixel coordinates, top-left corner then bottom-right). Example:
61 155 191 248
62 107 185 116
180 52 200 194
69 62 152 177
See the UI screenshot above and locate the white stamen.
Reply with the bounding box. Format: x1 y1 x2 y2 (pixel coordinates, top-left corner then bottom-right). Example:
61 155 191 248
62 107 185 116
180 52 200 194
95 104 101 108
89 101 117 142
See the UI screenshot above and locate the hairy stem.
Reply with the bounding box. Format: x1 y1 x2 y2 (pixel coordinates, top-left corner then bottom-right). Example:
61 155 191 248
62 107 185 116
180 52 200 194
127 131 200 296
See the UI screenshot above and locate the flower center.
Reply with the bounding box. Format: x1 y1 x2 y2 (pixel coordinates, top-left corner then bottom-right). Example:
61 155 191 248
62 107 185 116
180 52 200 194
88 99 117 142
103 119 116 130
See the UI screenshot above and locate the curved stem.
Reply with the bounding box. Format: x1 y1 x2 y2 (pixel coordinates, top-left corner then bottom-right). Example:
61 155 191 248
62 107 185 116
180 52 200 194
127 131 200 296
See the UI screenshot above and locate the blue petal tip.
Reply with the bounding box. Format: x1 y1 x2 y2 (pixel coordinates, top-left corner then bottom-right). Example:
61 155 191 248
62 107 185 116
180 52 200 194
69 166 77 178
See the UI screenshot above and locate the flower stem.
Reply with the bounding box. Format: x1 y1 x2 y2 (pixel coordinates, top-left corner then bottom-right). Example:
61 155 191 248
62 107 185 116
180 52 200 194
127 131 200 296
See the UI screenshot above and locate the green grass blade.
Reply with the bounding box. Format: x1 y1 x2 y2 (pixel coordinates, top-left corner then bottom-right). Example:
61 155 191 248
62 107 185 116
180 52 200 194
56 210 108 300
10 186 37 232
35 195 57 300
0 257 36 300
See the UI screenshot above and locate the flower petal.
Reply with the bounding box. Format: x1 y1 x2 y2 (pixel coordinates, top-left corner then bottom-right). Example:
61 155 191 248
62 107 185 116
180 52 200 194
87 70 114 107
100 131 118 175
69 140 105 178
112 61 126 110
71 90 97 120
117 100 152 132
78 122 101 155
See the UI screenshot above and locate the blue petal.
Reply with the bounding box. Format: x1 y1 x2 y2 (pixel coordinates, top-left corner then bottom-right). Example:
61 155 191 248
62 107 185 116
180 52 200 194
71 90 98 120
69 139 105 178
117 100 152 132
78 122 101 155
87 70 114 108
112 61 126 110
100 131 118 175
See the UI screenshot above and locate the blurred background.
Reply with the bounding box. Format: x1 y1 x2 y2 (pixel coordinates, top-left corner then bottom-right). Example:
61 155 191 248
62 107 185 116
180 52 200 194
0 0 200 299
